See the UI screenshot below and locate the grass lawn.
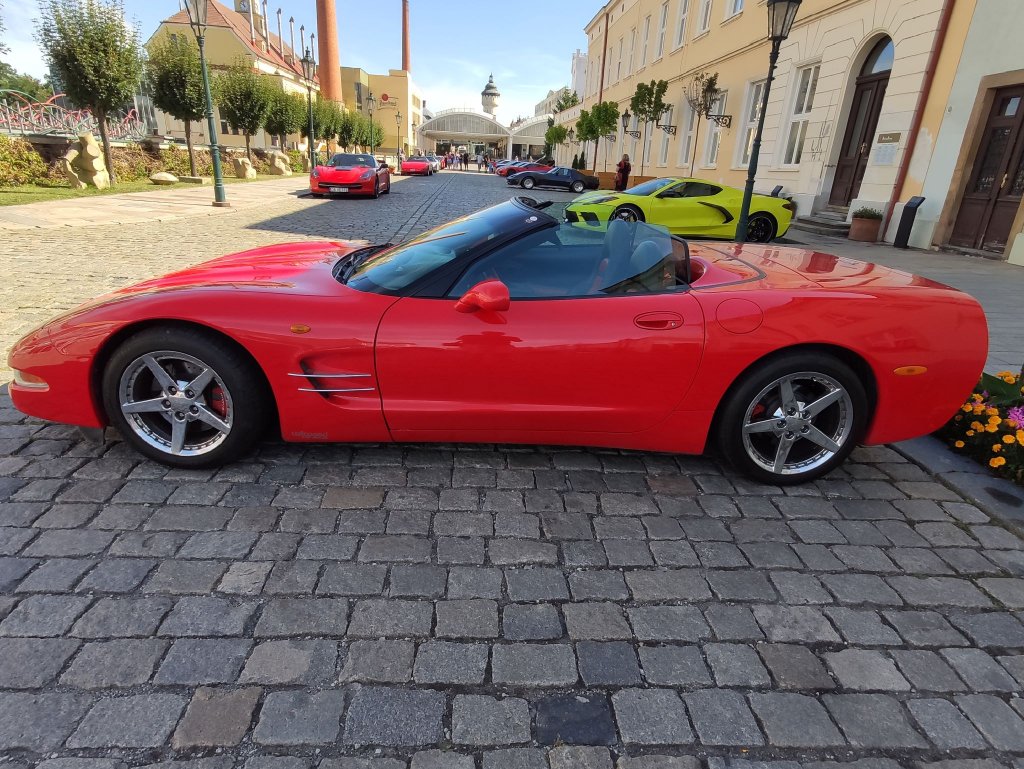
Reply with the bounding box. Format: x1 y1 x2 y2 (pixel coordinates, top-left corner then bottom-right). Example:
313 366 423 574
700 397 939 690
0 175 272 206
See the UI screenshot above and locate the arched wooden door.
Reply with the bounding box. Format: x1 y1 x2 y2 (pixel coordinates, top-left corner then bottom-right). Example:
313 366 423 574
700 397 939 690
829 38 894 207
949 86 1024 253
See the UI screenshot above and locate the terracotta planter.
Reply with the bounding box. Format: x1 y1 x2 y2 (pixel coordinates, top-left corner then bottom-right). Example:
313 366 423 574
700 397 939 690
848 216 882 242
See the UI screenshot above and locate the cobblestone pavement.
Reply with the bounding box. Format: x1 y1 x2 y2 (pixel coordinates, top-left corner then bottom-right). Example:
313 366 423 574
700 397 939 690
2 171 1024 769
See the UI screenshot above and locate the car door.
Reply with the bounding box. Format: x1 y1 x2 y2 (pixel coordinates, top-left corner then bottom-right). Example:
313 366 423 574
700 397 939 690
374 223 705 440
652 181 729 235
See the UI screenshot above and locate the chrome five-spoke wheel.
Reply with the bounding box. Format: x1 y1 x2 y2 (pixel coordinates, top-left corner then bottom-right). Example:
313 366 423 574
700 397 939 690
103 327 270 468
118 351 233 457
741 371 853 476
717 353 868 484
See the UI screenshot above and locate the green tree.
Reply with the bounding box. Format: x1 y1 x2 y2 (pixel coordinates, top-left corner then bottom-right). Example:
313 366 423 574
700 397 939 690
264 88 305 148
575 107 596 168
588 100 620 171
336 108 355 150
146 35 204 177
36 0 144 182
544 123 567 164
629 79 669 176
684 71 720 170
0 62 53 102
553 88 579 112
215 60 272 160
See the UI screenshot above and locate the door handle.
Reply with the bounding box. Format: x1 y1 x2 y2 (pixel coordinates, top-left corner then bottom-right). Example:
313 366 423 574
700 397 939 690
859 142 868 156
1000 172 1008 189
634 312 684 330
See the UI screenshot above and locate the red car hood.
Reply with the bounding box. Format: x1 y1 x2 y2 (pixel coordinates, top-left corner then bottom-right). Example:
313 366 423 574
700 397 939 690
315 165 374 181
403 160 428 167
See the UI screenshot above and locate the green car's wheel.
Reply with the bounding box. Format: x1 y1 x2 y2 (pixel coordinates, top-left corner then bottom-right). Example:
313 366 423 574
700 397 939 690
613 205 644 223
746 213 777 243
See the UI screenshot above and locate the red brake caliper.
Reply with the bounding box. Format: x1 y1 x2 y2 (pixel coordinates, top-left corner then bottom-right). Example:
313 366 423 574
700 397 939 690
209 386 228 418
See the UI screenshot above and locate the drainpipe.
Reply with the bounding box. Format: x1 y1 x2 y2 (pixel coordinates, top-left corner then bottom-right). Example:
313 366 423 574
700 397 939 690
593 7 610 170
881 0 956 240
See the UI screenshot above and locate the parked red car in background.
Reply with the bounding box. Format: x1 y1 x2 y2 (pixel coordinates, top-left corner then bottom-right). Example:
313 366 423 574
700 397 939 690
496 161 551 178
310 153 390 198
401 156 434 176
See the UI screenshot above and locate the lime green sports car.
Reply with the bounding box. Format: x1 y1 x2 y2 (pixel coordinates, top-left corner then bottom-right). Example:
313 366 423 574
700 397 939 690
564 177 796 242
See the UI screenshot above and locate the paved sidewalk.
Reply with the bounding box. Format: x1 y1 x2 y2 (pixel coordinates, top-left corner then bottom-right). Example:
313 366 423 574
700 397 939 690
783 230 1023 372
0 177 314 231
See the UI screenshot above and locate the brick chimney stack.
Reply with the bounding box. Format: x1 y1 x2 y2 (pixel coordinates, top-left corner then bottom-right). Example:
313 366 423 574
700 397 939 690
402 0 410 72
315 0 343 101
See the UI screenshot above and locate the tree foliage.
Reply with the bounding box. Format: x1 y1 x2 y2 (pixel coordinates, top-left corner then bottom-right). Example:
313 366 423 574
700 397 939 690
544 123 567 155
36 0 144 182
0 62 52 101
215 60 272 159
146 35 204 176
629 79 669 175
264 88 305 143
553 89 580 113
575 101 619 170
684 71 720 170
1 0 9 55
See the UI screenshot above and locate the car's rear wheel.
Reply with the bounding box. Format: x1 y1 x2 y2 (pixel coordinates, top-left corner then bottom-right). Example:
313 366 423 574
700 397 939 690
746 213 777 243
613 204 644 223
716 353 868 485
383 177 391 194
102 327 270 468
521 177 535 190
571 180 585 193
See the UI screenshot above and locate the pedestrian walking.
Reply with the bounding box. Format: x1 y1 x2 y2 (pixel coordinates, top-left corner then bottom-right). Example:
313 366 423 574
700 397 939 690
476 153 483 172
614 153 631 192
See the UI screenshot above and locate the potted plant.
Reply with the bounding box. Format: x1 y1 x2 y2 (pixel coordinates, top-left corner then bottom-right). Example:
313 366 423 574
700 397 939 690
849 207 884 242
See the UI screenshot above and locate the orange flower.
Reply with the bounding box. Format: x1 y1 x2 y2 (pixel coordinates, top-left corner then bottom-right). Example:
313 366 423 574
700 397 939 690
967 430 976 436
985 423 999 433
1017 429 1024 443
954 440 965 448
1004 434 1017 444
992 444 1002 453
990 456 1006 468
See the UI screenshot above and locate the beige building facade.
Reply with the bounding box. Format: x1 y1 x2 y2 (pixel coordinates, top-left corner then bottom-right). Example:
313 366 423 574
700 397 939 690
559 0 995 251
341 67 426 157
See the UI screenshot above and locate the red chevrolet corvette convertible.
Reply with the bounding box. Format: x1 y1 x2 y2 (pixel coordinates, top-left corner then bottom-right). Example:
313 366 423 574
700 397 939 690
8 197 986 484
401 156 433 176
310 152 390 198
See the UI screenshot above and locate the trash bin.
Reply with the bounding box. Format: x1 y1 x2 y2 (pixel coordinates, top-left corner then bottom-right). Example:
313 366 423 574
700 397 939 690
894 196 926 249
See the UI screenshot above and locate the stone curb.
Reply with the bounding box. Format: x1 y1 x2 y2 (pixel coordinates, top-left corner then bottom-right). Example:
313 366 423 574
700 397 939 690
894 435 1024 532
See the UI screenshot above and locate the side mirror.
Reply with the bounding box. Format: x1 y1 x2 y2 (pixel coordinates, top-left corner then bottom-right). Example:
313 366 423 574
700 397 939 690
455 280 510 313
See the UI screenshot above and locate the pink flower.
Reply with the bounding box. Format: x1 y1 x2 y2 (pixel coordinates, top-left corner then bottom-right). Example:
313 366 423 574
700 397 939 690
1008 405 1024 428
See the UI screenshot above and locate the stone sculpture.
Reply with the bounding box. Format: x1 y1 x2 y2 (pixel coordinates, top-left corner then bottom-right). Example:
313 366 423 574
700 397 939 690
268 150 292 176
232 157 257 179
60 133 110 190
149 171 179 185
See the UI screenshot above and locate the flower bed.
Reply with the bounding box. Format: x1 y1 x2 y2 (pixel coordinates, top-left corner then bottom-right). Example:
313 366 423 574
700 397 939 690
938 367 1024 484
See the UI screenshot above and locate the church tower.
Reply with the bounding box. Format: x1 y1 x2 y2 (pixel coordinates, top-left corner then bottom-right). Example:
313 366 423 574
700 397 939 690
481 74 500 116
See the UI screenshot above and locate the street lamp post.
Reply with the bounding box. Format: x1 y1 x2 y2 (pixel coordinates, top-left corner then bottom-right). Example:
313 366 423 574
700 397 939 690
300 49 316 169
366 91 377 157
183 0 228 206
395 110 403 172
736 0 802 243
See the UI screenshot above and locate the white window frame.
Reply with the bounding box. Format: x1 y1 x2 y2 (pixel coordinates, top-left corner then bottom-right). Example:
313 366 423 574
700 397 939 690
673 0 689 49
676 101 697 167
640 15 651 67
643 117 654 166
724 0 743 19
738 79 766 167
627 27 636 75
697 0 713 34
702 91 727 167
629 113 639 159
655 2 669 60
616 37 623 82
783 63 820 166
657 106 673 166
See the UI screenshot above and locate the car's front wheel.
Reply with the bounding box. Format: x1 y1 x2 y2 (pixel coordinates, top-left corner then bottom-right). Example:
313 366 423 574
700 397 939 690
102 327 271 468
372 180 380 199
521 177 535 190
716 353 868 485
571 180 585 193
746 213 777 243
613 205 644 223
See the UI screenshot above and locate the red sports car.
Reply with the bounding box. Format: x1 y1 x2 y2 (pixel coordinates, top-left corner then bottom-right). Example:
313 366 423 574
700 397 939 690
310 152 390 198
7 198 986 484
401 156 433 176
497 161 551 177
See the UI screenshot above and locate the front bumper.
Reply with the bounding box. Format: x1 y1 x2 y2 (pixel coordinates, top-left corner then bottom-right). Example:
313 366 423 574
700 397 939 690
310 178 376 195
565 206 612 227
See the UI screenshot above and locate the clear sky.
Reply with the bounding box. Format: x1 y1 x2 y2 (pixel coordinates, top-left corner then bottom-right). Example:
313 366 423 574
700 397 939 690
1 0 599 122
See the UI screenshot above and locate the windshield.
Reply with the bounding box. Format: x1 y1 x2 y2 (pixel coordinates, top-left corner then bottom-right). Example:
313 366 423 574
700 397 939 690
407 156 427 161
625 178 677 196
345 201 548 294
328 153 374 167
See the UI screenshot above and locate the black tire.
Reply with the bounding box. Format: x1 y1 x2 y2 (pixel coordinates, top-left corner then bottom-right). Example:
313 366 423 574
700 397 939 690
613 204 644 223
571 180 585 193
383 177 391 194
521 177 536 190
715 352 868 485
372 179 380 199
746 213 777 243
102 326 271 469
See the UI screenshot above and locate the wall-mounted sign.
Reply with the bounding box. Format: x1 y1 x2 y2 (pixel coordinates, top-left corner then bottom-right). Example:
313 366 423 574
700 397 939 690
381 93 390 102
877 132 902 144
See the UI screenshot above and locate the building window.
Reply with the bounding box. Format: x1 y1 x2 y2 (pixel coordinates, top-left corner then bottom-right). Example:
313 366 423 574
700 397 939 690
640 15 651 67
674 0 689 48
698 0 713 33
676 102 697 166
739 79 765 166
784 63 819 165
703 91 726 166
630 113 639 158
656 2 669 59
220 120 229 135
658 106 672 165
616 37 623 81
725 0 743 17
627 27 636 74
643 117 654 166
